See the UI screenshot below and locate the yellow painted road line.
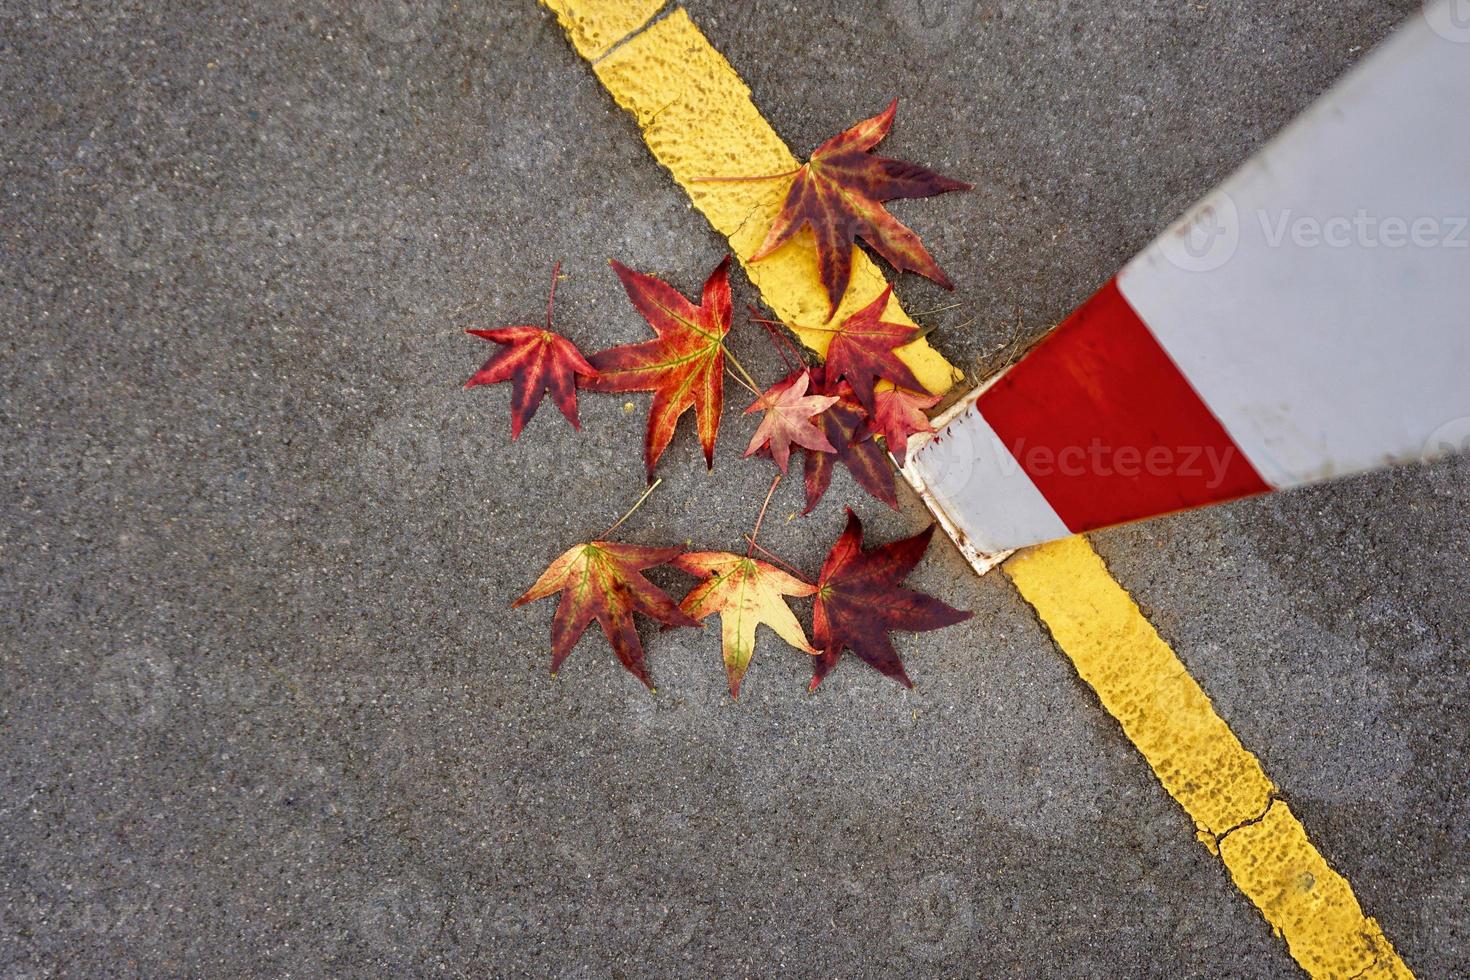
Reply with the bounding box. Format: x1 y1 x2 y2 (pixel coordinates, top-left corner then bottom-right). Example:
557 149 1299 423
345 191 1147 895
1004 538 1411 978
541 3 1411 976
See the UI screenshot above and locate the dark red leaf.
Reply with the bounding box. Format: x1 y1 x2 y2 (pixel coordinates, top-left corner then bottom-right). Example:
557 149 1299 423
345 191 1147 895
464 262 597 439
823 285 926 414
810 509 972 690
802 370 898 513
749 99 970 318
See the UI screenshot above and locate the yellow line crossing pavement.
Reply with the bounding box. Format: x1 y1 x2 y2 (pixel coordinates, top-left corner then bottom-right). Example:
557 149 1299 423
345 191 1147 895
540 2 1413 975
1004 538 1410 978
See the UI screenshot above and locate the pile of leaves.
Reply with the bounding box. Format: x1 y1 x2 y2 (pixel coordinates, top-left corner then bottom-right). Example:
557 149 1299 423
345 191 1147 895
466 101 973 697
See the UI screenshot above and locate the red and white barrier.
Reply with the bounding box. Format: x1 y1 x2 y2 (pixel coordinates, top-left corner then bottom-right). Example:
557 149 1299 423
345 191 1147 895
905 2 1470 570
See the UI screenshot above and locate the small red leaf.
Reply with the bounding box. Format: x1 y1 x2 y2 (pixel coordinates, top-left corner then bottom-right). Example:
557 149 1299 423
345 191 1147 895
800 369 897 513
743 369 839 474
464 263 597 439
867 386 941 466
823 285 926 414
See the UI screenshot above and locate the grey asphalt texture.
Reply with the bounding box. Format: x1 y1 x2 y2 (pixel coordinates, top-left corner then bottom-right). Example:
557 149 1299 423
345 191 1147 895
3 0 1467 976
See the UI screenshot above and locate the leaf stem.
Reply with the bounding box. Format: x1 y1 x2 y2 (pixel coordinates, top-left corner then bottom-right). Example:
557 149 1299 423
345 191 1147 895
721 345 764 396
750 313 844 336
744 535 807 579
602 478 662 539
747 473 782 557
725 366 761 397
545 260 561 330
689 168 801 184
746 305 801 371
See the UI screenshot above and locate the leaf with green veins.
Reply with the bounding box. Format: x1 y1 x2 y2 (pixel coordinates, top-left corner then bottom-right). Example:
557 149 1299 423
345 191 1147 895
513 540 699 690
463 262 598 439
672 552 817 698
584 257 733 480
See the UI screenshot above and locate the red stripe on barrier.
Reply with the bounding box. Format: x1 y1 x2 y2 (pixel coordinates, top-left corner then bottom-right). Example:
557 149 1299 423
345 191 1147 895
979 278 1272 533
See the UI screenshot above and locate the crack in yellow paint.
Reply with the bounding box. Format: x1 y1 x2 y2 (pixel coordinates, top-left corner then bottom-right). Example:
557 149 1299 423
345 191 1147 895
540 4 1411 976
1218 801 1412 980
1005 537 1411 978
539 0 666 60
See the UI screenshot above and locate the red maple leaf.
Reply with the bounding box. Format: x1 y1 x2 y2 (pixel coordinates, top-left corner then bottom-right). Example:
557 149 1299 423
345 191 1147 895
743 369 838 474
585 258 732 480
464 262 598 439
866 386 941 467
749 99 970 318
810 510 972 691
801 369 898 513
823 285 927 414
513 540 699 690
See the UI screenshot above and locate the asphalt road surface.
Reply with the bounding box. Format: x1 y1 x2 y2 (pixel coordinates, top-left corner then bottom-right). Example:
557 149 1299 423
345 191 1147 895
3 1 1466 976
